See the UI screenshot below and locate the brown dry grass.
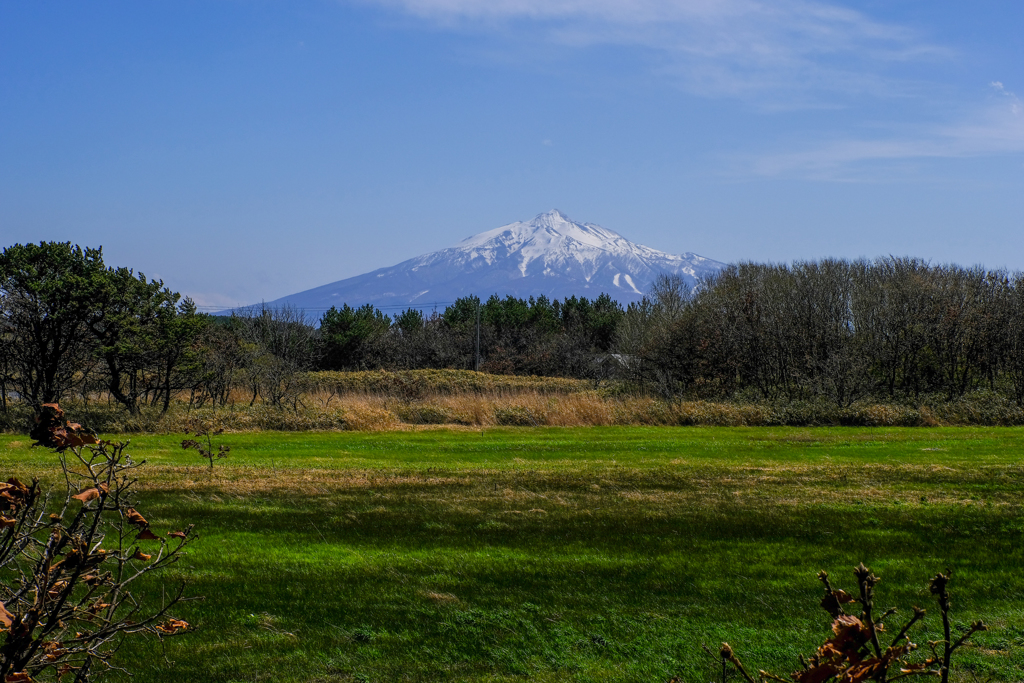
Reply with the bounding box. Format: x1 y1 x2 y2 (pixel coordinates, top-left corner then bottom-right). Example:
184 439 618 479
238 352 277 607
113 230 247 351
310 391 789 429
10 371 1023 433
96 462 1017 514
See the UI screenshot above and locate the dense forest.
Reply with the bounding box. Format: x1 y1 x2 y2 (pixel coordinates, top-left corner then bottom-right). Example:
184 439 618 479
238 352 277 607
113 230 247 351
3 241 1024 414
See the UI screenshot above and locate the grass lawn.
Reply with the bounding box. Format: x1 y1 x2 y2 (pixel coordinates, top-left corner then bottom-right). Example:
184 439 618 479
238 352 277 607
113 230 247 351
1 426 1022 682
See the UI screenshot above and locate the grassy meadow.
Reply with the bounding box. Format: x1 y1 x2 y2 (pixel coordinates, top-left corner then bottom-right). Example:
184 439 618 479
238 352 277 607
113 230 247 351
1 426 1022 682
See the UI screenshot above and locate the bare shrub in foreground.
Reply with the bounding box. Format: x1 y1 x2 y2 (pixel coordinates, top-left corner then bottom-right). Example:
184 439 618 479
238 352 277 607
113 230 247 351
0 403 195 681
695 563 986 683
181 421 230 471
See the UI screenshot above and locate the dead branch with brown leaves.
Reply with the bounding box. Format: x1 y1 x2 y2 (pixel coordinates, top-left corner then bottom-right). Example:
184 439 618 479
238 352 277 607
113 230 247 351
0 403 198 681
694 562 987 683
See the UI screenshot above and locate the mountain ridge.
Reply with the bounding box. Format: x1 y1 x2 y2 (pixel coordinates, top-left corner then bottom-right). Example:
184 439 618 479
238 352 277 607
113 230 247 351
227 210 726 313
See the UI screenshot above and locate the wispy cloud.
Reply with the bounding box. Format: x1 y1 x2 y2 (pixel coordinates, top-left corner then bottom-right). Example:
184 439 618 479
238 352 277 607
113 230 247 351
359 0 946 102
749 89 1024 178
357 0 1021 177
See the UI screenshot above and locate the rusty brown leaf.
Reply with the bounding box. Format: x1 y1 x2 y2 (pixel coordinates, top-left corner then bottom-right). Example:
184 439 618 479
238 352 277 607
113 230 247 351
125 508 147 528
0 602 13 629
155 618 189 634
47 581 69 600
71 484 108 503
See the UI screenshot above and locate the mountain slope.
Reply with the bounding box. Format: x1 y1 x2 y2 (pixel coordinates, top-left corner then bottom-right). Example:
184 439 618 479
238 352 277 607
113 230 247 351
248 210 725 312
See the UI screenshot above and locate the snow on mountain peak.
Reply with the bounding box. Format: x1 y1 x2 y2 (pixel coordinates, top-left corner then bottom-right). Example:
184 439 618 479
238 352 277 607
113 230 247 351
242 211 726 314
439 210 723 294
458 209 624 253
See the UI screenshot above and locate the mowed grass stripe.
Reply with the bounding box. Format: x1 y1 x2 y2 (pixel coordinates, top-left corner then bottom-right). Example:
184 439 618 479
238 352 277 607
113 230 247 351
0 427 1021 682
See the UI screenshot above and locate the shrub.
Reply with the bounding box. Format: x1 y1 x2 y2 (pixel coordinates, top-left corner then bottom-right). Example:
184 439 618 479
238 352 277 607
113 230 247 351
0 404 194 680
494 405 541 426
702 563 987 683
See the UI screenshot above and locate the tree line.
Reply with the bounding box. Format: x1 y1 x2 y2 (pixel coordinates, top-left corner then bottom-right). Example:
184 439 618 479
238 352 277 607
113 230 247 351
4 242 1024 413
621 259 1024 405
0 242 624 412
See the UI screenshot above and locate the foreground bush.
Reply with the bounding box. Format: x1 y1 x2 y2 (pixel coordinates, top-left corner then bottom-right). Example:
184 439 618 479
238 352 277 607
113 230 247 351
0 404 193 680
708 563 986 683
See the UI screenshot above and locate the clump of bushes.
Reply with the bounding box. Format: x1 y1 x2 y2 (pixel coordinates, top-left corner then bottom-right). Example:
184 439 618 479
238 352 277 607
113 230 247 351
0 404 194 680
702 563 987 683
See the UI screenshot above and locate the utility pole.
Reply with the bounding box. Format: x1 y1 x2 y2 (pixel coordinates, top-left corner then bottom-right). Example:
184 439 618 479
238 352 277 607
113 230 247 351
475 299 481 372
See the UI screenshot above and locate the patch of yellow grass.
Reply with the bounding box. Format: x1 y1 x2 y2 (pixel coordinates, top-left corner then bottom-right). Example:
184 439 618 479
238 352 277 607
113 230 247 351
111 463 1022 514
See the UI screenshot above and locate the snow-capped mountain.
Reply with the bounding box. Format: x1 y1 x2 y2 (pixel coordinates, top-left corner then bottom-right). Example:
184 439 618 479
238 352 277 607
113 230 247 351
244 210 725 313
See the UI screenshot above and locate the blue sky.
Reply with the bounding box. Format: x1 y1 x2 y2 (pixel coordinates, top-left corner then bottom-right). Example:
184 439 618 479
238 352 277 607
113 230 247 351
1 0 1022 308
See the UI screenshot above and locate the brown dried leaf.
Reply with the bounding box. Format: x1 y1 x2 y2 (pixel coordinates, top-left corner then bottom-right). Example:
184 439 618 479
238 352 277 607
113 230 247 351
42 640 68 661
88 602 110 614
155 618 189 634
125 508 148 528
0 602 13 629
47 581 69 600
844 659 884 683
135 528 159 541
790 664 837 683
0 517 16 528
131 550 151 561
83 549 110 568
167 530 188 540
71 484 108 503
60 548 82 570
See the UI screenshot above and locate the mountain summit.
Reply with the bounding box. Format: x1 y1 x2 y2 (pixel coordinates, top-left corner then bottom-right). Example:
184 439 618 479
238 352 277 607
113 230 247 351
250 210 725 312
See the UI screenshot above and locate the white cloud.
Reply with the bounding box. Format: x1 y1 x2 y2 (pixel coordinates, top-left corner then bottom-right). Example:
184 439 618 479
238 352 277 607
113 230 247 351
749 92 1024 178
356 0 1022 177
358 0 945 102
990 81 1022 115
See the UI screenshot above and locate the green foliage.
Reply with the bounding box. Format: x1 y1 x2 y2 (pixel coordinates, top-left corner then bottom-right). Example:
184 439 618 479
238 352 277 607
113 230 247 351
0 241 208 413
440 295 481 330
0 242 107 405
393 307 425 335
320 304 391 370
437 293 625 376
90 266 185 414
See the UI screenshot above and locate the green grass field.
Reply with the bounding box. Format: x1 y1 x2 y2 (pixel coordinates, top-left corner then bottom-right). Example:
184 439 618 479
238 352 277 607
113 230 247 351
1 427 1022 682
